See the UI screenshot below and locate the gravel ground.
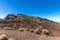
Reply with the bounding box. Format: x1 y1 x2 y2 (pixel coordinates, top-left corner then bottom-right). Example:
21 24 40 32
0 30 60 40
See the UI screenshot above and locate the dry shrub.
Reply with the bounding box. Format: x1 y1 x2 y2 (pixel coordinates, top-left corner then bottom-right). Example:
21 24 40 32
42 29 50 35
19 28 25 32
0 34 8 40
13 26 17 30
3 27 12 30
25 28 30 31
34 28 41 34
30 29 34 33
34 26 42 34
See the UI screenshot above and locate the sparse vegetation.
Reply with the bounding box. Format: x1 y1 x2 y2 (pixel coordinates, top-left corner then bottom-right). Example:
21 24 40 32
5 14 16 20
42 29 50 35
3 27 12 30
34 28 41 34
0 34 8 40
0 14 60 38
30 29 34 33
19 28 25 32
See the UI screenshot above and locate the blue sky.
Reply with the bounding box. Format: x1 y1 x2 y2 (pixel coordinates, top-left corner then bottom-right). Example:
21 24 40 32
0 0 60 22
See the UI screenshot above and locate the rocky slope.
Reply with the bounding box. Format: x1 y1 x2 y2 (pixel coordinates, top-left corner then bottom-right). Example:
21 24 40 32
0 14 60 40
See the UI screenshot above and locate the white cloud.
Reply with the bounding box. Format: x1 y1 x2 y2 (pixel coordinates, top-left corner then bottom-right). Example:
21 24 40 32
49 16 60 23
0 12 7 19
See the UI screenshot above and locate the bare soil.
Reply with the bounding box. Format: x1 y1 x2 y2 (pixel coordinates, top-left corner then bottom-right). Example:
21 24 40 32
0 30 60 40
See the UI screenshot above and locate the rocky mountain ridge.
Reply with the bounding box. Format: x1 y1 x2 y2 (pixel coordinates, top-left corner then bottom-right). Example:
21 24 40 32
0 14 60 36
